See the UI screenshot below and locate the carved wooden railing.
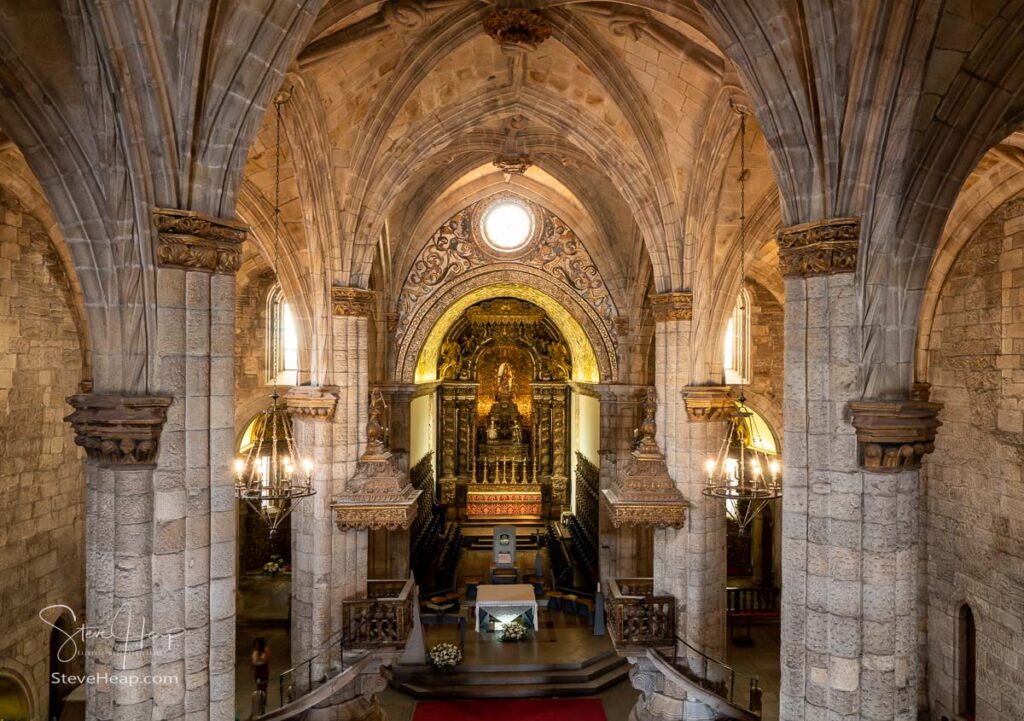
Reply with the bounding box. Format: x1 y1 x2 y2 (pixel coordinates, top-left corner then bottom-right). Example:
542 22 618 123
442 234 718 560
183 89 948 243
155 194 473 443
606 578 676 647
727 586 780 615
341 577 415 648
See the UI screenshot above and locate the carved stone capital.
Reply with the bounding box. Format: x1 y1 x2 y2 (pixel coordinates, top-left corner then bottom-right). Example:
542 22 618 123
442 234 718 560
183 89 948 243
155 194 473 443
681 386 734 422
332 286 375 317
64 394 173 466
152 207 248 274
482 8 552 51
284 386 338 421
777 216 860 278
649 292 692 322
847 391 943 471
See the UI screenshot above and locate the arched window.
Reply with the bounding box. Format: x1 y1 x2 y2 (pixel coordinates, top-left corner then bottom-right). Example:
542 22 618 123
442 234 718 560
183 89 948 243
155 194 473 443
267 285 299 386
724 288 751 384
959 604 977 720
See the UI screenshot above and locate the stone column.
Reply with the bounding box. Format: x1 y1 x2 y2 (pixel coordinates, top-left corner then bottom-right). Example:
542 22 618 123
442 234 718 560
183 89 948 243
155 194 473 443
678 386 732 666
647 290 729 667
329 287 373 607
67 395 172 721
778 217 938 721
285 386 339 685
68 208 245 720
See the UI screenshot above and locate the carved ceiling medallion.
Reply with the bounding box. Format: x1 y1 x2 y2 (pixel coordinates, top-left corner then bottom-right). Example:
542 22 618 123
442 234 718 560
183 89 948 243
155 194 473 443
482 8 552 52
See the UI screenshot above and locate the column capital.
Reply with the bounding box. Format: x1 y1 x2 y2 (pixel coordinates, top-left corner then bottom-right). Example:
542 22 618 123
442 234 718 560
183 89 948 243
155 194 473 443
649 291 692 322
777 216 860 278
331 286 375 317
284 386 338 420
847 384 943 471
64 393 173 466
681 385 734 422
152 207 248 274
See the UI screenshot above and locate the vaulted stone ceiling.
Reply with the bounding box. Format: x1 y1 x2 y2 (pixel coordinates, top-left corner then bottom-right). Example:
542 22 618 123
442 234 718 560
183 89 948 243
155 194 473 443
240 0 782 322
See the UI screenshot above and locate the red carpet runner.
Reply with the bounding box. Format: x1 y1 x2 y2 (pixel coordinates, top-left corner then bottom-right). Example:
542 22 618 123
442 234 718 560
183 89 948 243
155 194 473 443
412 698 608 721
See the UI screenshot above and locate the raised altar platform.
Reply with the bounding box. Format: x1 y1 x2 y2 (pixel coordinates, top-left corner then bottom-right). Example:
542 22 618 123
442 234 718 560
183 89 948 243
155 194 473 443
467 486 543 519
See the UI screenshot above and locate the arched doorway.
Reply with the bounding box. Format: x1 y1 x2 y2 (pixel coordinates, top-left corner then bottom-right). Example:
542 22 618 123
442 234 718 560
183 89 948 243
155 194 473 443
48 614 75 721
0 673 32 721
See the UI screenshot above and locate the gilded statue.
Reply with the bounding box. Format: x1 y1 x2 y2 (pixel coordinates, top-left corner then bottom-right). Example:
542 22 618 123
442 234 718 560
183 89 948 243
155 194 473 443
438 338 461 379
496 361 514 396
548 341 571 381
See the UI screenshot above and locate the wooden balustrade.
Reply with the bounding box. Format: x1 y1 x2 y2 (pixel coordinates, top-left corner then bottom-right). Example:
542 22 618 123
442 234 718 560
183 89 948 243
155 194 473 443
606 578 675 647
727 585 780 614
341 578 415 648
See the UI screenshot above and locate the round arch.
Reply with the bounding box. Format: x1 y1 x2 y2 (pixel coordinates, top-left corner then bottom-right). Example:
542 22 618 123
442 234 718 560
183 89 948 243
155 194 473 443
0 668 33 721
399 274 613 384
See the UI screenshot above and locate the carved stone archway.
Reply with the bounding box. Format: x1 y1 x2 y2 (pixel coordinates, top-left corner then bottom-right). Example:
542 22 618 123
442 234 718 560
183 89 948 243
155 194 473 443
396 268 617 384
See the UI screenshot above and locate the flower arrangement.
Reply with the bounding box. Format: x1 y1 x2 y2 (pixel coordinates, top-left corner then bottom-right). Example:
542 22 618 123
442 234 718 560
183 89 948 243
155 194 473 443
499 620 529 643
262 555 285 576
427 642 462 670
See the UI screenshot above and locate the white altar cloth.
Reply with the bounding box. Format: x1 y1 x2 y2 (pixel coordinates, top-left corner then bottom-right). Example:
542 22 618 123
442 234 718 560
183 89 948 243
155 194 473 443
474 583 539 631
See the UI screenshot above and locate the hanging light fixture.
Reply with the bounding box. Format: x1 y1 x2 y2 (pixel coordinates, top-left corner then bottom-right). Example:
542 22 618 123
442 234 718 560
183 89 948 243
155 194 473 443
702 395 781 532
702 103 781 533
234 91 315 536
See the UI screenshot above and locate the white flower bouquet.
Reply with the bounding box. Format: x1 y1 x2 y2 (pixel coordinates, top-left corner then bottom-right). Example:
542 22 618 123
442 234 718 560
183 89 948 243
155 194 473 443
499 620 529 643
427 642 462 670
262 555 284 576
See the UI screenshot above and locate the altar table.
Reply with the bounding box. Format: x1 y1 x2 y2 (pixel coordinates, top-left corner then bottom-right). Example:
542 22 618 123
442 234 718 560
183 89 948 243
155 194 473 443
474 583 539 632
466 486 542 518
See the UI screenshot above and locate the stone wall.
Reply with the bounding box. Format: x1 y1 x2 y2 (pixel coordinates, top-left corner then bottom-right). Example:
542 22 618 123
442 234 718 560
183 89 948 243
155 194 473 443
924 194 1024 720
746 279 784 433
234 250 274 435
0 186 85 717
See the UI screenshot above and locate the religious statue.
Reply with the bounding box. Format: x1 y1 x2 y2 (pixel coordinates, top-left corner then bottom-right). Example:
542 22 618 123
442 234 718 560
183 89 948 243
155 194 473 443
487 418 498 441
365 389 389 456
438 338 461 380
548 341 571 381
496 361 514 396
511 418 522 444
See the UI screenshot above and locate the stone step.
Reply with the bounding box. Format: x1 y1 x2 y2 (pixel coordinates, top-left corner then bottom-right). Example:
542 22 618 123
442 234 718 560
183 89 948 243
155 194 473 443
390 650 629 699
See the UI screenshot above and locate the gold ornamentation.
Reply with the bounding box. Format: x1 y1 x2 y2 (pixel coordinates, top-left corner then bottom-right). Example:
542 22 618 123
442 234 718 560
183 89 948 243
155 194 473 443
649 292 692 322
332 286 375 317
152 207 248 274
682 386 733 422
64 394 173 466
482 8 552 50
847 392 943 471
602 387 687 528
777 217 860 277
284 386 338 420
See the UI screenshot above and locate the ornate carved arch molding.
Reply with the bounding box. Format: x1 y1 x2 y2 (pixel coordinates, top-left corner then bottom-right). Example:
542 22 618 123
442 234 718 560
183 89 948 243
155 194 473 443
396 266 617 384
395 199 619 372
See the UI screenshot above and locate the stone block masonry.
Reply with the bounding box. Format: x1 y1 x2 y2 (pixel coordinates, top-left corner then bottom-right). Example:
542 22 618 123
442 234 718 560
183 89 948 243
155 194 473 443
0 185 85 719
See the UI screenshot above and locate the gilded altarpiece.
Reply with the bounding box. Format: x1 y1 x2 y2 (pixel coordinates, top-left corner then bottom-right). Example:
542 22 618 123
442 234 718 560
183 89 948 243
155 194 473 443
436 298 572 520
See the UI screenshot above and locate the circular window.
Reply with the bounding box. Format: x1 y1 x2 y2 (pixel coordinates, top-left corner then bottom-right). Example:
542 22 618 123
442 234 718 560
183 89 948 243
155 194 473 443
482 201 534 252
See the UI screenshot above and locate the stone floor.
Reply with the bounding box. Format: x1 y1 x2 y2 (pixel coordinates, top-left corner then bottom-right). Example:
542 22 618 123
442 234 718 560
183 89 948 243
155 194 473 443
233 615 779 721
